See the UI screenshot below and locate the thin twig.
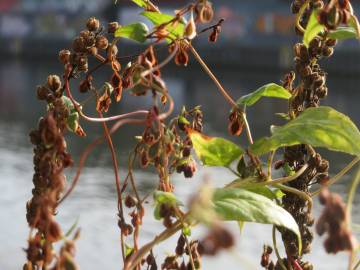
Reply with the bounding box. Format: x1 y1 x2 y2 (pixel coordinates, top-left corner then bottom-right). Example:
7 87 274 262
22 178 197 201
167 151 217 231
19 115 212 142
124 220 184 270
227 164 309 188
267 151 275 179
275 183 312 212
295 0 310 34
346 166 360 225
187 41 237 108
58 118 146 205
272 226 287 270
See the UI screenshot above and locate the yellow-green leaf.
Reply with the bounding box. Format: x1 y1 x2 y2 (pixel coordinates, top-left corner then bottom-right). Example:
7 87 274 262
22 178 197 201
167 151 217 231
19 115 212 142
303 10 325 47
328 26 357 40
115 22 149 43
212 188 301 252
251 106 360 156
189 130 244 167
237 83 291 107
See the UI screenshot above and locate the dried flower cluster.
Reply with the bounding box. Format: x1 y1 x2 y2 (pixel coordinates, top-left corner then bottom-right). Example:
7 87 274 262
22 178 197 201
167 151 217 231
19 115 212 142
316 189 357 253
25 75 77 269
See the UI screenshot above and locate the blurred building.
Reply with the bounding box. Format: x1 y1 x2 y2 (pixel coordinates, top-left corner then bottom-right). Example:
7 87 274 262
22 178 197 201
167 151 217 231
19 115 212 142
1 0 360 70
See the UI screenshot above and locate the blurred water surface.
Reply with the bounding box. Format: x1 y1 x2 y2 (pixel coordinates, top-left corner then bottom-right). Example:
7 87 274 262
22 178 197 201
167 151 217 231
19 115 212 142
0 59 359 269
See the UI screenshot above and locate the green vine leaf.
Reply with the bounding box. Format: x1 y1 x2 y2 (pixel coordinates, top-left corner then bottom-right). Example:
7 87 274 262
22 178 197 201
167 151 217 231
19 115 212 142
212 188 301 252
243 186 285 200
140 11 185 40
188 129 244 167
303 10 325 47
115 22 149 43
250 106 360 156
131 0 148 8
328 26 358 40
66 112 80 133
153 191 178 205
328 16 360 40
236 83 291 107
64 217 79 238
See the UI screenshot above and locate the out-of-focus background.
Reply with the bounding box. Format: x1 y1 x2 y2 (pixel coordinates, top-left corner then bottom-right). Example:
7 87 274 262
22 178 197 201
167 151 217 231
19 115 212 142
1 0 360 269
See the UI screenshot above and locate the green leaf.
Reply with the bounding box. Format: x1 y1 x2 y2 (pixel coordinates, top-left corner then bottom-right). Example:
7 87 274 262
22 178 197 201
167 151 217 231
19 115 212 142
131 0 147 8
125 244 134 257
62 96 75 112
328 16 360 41
237 83 291 107
251 106 360 156
178 115 190 126
303 10 325 47
243 186 282 201
237 221 245 234
275 113 290 121
115 22 149 43
153 191 178 205
64 217 79 238
153 203 162 220
66 112 79 133
328 26 357 40
212 188 301 252
182 226 192 236
141 11 185 40
189 130 244 167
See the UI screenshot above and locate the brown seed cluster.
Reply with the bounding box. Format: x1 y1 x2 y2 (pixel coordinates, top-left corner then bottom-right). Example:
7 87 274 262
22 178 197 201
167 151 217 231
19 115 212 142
197 226 235 256
228 108 244 136
277 1 337 266
25 75 75 268
136 106 203 192
164 236 202 270
260 245 274 269
316 189 357 253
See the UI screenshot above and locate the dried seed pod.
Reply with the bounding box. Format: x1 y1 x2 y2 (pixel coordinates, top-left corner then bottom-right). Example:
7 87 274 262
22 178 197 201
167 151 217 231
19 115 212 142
72 37 86 53
144 46 157 67
325 38 337 47
184 12 197 40
46 221 62 242
209 27 220 43
175 47 189 66
125 194 137 208
260 245 273 267
108 22 120 33
47 75 62 92
107 44 119 57
96 91 111 113
111 72 123 102
79 78 91 93
58 49 71 65
36 86 49 100
86 17 100 32
228 110 244 136
195 1 214 23
322 46 334 57
95 35 109 50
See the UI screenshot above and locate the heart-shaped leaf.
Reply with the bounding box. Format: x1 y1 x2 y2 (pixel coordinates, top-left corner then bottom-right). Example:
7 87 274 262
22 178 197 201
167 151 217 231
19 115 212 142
237 83 291 107
212 188 301 252
251 106 360 156
189 130 244 167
